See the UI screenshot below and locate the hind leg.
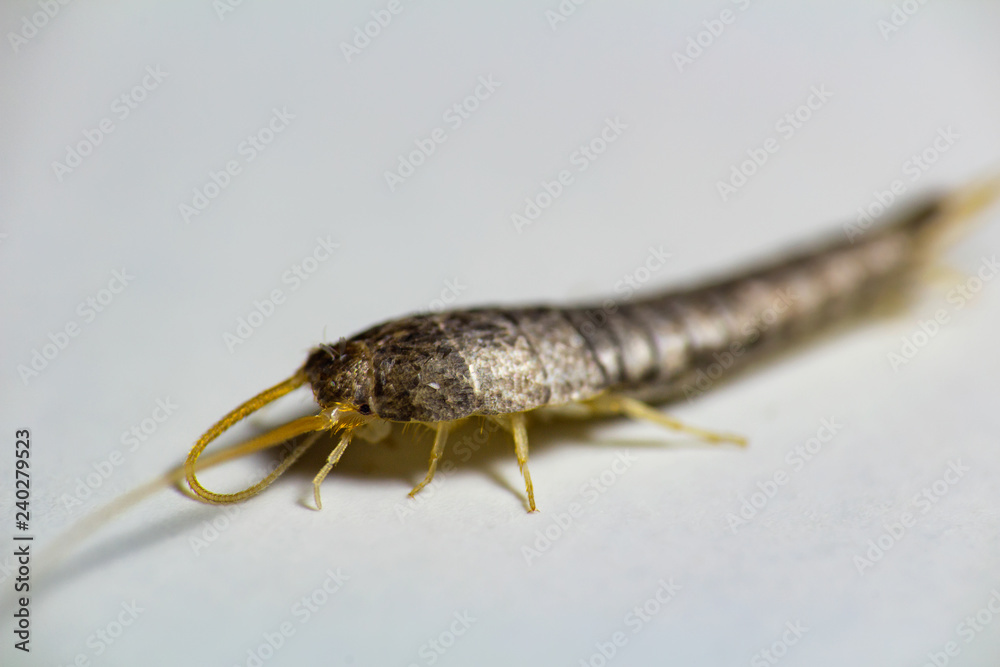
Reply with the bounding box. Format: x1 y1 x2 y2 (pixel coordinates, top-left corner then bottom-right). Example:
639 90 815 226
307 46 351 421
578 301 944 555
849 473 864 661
587 394 746 445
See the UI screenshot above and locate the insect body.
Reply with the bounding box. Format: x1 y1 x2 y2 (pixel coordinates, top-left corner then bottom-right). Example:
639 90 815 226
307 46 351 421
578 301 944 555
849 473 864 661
185 180 998 512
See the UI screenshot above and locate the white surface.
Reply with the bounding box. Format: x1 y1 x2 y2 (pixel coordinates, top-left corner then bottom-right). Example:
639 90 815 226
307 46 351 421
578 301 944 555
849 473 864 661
2 3 1000 666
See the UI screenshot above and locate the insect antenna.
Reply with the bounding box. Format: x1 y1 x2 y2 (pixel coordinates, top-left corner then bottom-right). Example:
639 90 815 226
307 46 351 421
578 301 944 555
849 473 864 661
184 370 337 504
36 372 336 578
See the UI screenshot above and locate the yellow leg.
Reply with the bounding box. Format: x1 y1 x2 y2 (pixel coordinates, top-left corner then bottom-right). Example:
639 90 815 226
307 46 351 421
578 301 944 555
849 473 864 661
409 422 451 497
509 413 537 512
590 394 746 446
312 430 353 510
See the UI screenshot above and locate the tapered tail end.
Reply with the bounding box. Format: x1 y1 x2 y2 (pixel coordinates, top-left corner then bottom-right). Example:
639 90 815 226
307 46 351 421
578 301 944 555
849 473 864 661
912 172 1000 255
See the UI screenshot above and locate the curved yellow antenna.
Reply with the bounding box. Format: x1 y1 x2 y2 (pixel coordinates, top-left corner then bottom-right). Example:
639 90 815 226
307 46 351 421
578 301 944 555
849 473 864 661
184 370 337 504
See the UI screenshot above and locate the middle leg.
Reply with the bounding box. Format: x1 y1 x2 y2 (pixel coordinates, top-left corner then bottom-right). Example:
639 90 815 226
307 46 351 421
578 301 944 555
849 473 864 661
509 413 537 512
409 422 452 498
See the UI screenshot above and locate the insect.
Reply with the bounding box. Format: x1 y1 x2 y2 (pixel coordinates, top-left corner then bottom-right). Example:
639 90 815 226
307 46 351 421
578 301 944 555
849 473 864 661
184 179 998 512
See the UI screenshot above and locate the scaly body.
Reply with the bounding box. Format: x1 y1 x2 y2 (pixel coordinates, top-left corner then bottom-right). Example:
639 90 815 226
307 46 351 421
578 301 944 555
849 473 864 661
184 183 995 512
305 199 939 422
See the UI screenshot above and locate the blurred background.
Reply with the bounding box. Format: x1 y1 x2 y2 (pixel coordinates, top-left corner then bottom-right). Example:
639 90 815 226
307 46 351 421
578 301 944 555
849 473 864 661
2 2 1000 665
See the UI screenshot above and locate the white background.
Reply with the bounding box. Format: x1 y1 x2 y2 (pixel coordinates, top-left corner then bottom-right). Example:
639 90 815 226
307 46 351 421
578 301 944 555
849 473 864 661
2 2 1000 666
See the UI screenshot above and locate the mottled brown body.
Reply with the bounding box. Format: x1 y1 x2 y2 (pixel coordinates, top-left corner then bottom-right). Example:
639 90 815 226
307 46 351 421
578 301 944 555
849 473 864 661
189 183 1000 510
304 199 942 423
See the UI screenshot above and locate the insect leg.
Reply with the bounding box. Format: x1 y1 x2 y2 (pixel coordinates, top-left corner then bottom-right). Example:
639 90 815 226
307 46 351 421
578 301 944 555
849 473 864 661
312 430 353 510
590 394 746 446
408 422 452 498
509 413 537 512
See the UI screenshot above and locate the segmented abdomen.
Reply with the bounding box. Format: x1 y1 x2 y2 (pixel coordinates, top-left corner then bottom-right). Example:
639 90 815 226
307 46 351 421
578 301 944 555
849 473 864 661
337 198 941 422
560 199 940 402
